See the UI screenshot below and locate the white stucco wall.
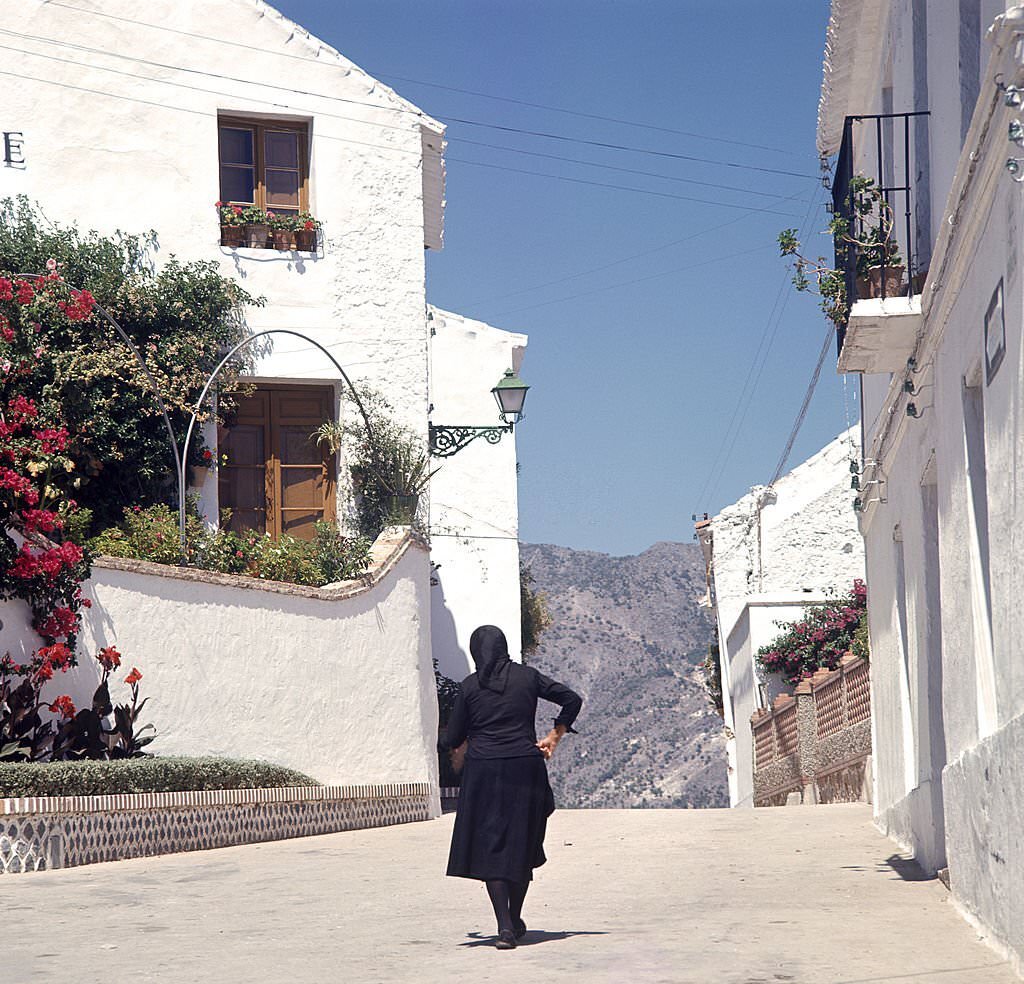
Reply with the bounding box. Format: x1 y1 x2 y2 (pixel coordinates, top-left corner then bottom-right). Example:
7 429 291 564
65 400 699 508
427 307 527 679
708 429 865 807
0 534 440 813
821 4 1024 968
1 0 444 460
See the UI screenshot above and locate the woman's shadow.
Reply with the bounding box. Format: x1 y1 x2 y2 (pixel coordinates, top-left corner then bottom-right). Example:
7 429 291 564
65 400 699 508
460 930 607 948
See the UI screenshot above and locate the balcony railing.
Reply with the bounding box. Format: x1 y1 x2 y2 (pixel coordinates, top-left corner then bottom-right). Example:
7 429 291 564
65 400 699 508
831 111 929 355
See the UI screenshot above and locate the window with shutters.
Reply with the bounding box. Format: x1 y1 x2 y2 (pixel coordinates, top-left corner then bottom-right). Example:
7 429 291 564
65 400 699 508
217 385 335 541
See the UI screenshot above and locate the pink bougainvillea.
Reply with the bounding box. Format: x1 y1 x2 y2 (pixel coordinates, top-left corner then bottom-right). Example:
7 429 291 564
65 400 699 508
756 579 867 687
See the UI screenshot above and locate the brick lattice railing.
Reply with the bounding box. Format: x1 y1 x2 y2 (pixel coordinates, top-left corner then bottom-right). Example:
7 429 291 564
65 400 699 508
751 654 872 807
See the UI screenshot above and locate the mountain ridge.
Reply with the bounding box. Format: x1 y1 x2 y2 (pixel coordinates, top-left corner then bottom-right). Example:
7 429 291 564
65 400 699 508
521 539 728 809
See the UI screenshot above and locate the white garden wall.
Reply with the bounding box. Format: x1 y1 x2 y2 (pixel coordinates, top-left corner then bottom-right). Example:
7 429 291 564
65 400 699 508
1 530 440 816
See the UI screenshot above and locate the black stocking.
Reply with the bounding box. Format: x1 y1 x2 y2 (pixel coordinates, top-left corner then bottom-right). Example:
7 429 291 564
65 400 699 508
509 880 529 926
485 879 513 935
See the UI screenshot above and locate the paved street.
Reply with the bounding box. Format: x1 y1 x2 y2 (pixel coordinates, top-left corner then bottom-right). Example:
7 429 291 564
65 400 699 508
4 805 1016 984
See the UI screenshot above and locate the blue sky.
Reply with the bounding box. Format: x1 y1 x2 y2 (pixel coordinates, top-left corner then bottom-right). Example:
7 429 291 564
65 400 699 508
274 0 847 556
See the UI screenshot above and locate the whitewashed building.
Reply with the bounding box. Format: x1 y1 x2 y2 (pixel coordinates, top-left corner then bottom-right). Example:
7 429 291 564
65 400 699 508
698 430 865 808
427 307 528 678
0 0 527 787
816 0 1024 969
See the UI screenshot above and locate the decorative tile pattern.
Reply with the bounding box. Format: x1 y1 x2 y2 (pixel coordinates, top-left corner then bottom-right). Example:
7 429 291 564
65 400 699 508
0 783 432 875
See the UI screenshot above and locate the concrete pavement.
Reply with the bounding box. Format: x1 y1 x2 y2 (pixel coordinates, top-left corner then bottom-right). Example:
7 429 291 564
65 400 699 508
3 805 1016 983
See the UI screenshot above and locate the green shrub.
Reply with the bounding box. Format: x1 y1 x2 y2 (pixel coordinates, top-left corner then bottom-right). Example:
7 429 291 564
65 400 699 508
0 756 318 796
89 503 372 587
0 196 260 533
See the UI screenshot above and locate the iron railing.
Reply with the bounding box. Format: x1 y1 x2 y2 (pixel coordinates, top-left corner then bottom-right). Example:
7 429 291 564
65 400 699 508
831 111 929 355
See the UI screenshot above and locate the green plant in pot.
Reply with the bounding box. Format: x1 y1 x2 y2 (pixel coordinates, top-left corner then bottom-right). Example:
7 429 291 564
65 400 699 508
368 438 439 525
241 205 270 248
267 211 299 250
216 201 246 248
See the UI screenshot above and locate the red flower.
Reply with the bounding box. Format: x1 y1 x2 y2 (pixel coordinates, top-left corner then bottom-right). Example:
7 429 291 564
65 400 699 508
0 277 13 300
202 449 213 461
124 667 143 686
38 642 73 670
215 200 224 207
34 661 54 682
97 646 122 671
0 314 12 342
48 695 76 719
303 220 315 231
14 279 34 305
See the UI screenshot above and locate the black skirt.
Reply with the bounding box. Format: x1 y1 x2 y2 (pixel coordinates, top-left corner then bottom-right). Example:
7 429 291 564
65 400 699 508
446 754 556 883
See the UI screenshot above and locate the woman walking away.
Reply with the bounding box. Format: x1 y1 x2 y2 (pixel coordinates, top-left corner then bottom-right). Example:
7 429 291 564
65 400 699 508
445 624 582 950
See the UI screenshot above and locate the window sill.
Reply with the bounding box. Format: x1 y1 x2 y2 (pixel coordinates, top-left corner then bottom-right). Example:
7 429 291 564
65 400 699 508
219 244 321 259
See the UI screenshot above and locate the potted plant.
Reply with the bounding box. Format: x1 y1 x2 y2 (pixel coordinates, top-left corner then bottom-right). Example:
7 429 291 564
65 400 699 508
295 212 320 252
267 211 298 251
241 205 270 248
778 175 904 324
368 436 439 525
844 176 904 299
216 201 246 248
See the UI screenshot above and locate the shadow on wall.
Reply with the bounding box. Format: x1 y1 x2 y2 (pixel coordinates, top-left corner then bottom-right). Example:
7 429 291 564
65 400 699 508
431 569 468 681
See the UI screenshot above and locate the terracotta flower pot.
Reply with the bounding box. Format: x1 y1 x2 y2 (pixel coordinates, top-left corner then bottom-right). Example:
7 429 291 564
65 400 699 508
271 229 294 251
245 223 270 248
220 225 245 248
295 228 317 252
866 265 905 298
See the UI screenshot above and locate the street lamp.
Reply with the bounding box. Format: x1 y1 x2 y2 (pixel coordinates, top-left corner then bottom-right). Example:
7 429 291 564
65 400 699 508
491 368 530 424
429 368 530 457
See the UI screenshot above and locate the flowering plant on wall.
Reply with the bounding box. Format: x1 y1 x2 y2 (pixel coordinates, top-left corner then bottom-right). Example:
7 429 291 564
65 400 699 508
756 579 867 687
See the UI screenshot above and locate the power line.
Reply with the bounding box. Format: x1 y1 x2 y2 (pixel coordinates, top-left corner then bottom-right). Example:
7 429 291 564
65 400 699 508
449 158 802 216
455 137 794 199
768 324 834 487
465 187 809 308
444 120 816 179
378 73 794 155
41 2 798 159
2 47 811 211
9 24 816 180
492 243 776 319
693 189 824 509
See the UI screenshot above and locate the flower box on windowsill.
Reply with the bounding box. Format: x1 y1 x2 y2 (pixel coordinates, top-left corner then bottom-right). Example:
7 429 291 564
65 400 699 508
219 228 319 254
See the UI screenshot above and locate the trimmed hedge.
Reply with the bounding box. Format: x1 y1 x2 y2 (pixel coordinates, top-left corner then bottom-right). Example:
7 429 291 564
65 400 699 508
0 756 319 797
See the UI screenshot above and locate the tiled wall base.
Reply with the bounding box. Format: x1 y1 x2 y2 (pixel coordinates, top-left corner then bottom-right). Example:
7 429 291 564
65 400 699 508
0 783 432 874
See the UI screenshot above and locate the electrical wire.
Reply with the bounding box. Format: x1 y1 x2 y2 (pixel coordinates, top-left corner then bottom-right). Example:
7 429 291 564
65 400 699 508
39 3 798 158
491 243 775 319
0 52 807 213
465 187 809 307
693 188 825 509
448 158 802 215
8 24 817 179
767 323 835 487
378 73 794 155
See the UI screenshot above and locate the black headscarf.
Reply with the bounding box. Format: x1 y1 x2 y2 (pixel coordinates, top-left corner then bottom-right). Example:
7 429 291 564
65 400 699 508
470 625 512 693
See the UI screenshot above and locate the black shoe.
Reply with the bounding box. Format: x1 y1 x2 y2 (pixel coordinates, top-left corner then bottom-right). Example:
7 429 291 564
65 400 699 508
513 918 527 939
495 930 517 950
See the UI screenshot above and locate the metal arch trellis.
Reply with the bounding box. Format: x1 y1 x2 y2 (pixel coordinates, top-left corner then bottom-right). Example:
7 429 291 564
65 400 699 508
179 328 375 554
15 273 375 558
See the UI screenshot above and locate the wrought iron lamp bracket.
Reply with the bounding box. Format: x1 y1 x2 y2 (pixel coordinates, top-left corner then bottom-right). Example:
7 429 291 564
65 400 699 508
428 422 514 458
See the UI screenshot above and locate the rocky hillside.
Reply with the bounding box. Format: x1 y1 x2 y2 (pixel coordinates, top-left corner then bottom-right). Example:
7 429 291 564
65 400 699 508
521 541 728 809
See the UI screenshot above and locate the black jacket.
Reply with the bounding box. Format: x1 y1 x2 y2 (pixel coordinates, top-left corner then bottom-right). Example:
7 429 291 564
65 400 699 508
446 662 582 760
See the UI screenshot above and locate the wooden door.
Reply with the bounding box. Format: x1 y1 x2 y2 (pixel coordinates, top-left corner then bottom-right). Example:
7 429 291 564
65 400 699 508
218 385 335 540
